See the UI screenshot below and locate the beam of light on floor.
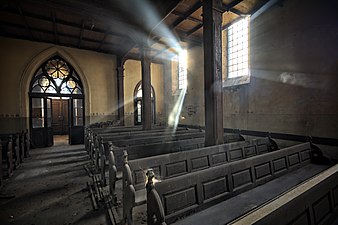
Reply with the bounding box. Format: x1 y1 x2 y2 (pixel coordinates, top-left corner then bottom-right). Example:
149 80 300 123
168 85 186 133
168 49 187 133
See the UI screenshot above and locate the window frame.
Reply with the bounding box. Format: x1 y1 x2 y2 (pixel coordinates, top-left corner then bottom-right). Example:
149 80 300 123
224 16 251 87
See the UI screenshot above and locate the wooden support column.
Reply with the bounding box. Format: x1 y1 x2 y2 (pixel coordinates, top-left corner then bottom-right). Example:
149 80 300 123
203 0 224 146
140 45 152 130
116 57 125 126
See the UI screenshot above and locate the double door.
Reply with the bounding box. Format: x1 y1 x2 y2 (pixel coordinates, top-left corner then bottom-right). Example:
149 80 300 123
30 97 84 148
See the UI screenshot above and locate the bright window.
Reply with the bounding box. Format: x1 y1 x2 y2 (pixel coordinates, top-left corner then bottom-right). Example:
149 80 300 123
177 49 187 90
228 16 250 78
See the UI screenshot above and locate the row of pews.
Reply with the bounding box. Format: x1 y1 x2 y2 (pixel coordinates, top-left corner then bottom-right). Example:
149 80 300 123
0 130 30 188
84 125 338 225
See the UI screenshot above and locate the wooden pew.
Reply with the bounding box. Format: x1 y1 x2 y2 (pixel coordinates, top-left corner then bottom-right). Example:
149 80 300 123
24 130 30 158
86 126 191 153
97 132 210 185
104 131 205 148
91 129 209 169
230 164 338 225
106 133 245 187
120 138 277 224
19 131 25 163
128 137 278 192
1 136 14 178
146 142 327 225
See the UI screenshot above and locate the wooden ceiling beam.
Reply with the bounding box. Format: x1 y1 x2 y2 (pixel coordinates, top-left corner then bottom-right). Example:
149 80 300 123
222 0 244 11
51 10 58 44
78 20 85 48
17 5 34 41
1 8 127 39
0 20 123 49
186 23 202 37
170 1 202 29
171 10 202 24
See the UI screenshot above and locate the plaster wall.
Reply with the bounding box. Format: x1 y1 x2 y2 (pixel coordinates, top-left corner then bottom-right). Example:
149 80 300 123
223 0 338 138
173 0 337 139
123 59 165 126
0 37 117 133
171 46 205 127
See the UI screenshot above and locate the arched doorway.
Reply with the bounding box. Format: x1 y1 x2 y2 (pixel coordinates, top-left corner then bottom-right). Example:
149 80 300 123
29 55 85 148
134 81 156 125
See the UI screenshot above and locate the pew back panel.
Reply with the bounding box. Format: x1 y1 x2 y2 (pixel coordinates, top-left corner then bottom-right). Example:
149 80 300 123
153 142 314 224
129 138 276 191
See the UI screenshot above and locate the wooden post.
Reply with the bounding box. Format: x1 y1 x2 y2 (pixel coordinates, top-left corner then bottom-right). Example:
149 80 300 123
116 57 125 126
203 0 224 146
140 45 152 130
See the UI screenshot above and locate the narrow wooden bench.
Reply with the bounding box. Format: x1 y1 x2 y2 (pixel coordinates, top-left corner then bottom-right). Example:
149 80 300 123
98 129 204 146
106 132 205 148
229 164 338 225
106 133 245 187
1 136 14 178
120 138 278 223
128 137 278 192
92 129 206 171
85 126 189 153
146 142 326 225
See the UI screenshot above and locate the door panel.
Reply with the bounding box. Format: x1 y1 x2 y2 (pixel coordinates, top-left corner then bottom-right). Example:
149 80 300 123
52 100 62 134
46 98 53 147
31 98 45 148
52 99 69 135
62 100 69 134
69 98 84 145
31 97 53 148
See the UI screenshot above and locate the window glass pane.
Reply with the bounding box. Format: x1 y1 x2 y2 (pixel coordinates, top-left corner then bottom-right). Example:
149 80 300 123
73 99 83 126
177 49 187 90
32 98 44 128
32 85 43 93
227 16 250 79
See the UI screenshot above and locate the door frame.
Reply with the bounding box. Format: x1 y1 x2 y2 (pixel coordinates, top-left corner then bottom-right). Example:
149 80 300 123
29 93 85 148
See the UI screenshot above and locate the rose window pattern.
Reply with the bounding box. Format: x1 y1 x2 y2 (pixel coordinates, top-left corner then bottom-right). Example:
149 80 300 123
30 56 83 95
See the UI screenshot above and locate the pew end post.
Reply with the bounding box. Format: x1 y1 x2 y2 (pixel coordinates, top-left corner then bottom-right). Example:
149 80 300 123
108 141 117 204
146 168 166 225
122 150 136 225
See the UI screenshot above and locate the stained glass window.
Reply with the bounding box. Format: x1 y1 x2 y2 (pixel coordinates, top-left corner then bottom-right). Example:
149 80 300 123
30 56 83 95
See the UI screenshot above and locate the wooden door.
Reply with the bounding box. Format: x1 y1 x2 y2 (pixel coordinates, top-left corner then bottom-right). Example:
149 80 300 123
52 99 69 135
31 97 53 147
69 98 84 145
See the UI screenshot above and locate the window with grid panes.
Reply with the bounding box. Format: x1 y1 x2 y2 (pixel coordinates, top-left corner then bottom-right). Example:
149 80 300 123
228 17 249 78
177 49 187 90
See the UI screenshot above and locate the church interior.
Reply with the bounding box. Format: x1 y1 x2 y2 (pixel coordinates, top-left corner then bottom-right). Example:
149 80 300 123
0 0 338 224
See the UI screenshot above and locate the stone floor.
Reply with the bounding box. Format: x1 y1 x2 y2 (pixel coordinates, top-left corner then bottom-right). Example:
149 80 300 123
0 140 108 225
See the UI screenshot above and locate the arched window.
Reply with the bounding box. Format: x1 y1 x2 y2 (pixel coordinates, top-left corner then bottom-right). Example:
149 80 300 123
30 56 83 95
134 81 155 125
29 55 85 148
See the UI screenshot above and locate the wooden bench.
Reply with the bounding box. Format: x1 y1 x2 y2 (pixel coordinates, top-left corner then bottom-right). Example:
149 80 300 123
85 125 193 155
146 142 326 225
98 133 209 186
85 126 188 153
1 136 14 178
128 137 278 192
92 129 205 170
229 164 338 225
120 137 278 224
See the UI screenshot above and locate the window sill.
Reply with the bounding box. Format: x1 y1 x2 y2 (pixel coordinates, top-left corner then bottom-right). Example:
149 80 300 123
223 75 250 88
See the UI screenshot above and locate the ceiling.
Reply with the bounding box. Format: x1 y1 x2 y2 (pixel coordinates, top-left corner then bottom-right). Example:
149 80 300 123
0 0 271 61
